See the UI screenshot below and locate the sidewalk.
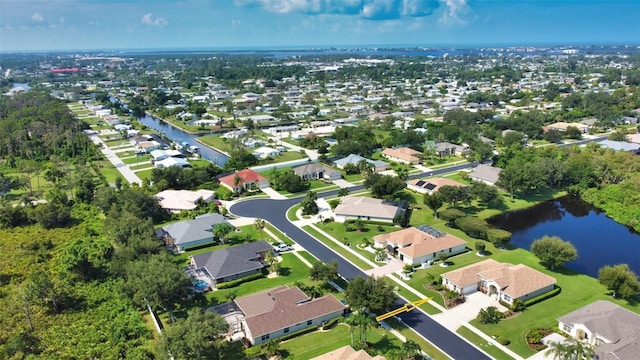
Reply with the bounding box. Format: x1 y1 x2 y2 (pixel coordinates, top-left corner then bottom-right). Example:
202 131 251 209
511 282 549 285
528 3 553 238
89 135 142 185
294 218 528 359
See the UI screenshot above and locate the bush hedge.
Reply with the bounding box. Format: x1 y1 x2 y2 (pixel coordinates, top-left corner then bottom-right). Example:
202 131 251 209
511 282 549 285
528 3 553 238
216 272 266 289
524 285 561 307
438 208 467 222
455 216 489 239
322 316 343 330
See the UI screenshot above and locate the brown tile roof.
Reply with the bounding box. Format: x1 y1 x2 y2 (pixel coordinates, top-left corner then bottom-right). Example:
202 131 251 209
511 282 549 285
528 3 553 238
408 177 465 192
398 233 467 259
441 259 505 288
382 147 421 163
334 196 406 220
235 286 345 338
374 227 466 259
477 264 556 299
311 345 387 360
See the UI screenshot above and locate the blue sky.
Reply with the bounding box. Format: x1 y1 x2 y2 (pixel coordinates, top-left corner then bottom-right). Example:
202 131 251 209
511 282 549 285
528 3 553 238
1 0 639 51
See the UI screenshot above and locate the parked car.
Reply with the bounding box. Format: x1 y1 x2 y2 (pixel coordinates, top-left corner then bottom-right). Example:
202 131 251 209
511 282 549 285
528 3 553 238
273 243 292 252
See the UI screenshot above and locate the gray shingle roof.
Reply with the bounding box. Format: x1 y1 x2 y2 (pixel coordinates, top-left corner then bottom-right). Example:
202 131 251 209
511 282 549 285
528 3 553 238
160 213 227 245
191 240 273 280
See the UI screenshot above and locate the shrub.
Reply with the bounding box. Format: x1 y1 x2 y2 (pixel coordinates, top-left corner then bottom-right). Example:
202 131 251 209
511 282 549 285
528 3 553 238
244 346 262 358
322 316 343 330
216 273 265 289
477 306 504 324
495 336 510 346
329 199 341 209
511 298 527 312
524 285 561 306
438 208 467 222
455 216 489 239
475 241 486 253
486 228 512 247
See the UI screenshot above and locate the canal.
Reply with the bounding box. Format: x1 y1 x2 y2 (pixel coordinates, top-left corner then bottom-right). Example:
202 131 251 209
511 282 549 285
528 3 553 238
488 195 640 278
110 96 229 166
136 113 229 166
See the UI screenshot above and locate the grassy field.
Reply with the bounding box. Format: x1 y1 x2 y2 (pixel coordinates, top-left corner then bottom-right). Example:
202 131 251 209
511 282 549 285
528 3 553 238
468 247 639 358
302 225 374 271
279 323 405 359
456 325 515 360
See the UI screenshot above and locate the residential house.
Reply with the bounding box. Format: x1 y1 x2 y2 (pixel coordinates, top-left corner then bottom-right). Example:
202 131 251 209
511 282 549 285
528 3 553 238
469 164 502 186
311 346 386 360
333 154 389 172
407 177 466 195
556 300 640 360
381 147 422 165
136 140 161 153
150 149 183 162
441 259 556 305
627 133 640 144
547 121 591 133
156 213 228 251
190 241 273 286
252 146 280 159
292 163 342 181
227 285 345 345
597 140 640 153
155 189 216 213
154 157 190 169
373 225 467 265
334 196 407 223
219 169 270 193
434 142 470 157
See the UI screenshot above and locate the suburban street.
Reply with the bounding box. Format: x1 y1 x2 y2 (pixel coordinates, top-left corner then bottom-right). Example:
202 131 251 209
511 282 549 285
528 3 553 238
229 163 491 360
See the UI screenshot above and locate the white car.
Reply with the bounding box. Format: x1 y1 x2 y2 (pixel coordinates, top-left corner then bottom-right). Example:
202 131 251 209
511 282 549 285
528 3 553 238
273 243 292 252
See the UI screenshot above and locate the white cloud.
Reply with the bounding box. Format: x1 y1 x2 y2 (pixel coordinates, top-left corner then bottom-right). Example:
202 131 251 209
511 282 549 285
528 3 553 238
236 0 439 20
31 13 44 22
141 13 168 27
438 0 469 25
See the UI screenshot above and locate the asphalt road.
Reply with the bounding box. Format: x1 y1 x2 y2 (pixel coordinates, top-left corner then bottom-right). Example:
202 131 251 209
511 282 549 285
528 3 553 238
228 137 609 359
230 162 491 360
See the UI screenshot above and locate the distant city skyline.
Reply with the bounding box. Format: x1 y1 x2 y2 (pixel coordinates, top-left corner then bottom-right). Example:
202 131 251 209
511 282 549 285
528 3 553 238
1 0 639 52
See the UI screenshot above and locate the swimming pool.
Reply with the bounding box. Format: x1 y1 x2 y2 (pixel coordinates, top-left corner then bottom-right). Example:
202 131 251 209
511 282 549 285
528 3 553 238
193 280 209 291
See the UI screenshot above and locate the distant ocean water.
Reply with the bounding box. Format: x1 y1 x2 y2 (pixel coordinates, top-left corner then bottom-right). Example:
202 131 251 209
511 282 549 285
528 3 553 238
103 44 640 58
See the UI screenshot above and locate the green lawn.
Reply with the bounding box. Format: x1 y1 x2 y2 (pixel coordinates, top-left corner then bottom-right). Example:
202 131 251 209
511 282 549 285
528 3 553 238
280 323 405 359
135 169 153 181
205 253 314 305
265 223 294 245
287 204 301 221
314 221 399 263
98 162 123 184
298 250 319 265
466 247 640 358
383 317 450 360
197 135 232 154
121 155 152 165
302 225 374 270
457 325 515 360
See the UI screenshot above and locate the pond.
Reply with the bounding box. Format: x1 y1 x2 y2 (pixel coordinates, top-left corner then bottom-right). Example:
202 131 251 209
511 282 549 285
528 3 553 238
487 195 640 278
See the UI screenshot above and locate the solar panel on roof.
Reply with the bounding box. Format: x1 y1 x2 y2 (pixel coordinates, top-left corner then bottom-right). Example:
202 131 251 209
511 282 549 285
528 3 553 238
425 183 437 190
416 225 445 238
415 180 426 186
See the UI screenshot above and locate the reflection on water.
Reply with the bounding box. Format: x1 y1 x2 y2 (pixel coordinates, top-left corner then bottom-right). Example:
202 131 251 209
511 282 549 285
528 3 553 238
488 195 640 277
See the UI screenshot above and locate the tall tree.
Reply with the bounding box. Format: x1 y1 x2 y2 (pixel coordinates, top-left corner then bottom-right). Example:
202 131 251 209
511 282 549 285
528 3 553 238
213 222 235 244
423 192 444 219
160 310 230 360
598 264 640 299
124 253 191 322
254 218 266 240
531 236 578 270
345 276 397 314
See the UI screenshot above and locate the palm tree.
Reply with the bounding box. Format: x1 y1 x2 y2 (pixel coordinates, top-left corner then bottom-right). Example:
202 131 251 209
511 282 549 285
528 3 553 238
545 338 595 360
344 315 359 347
254 218 266 240
233 174 244 194
263 339 280 358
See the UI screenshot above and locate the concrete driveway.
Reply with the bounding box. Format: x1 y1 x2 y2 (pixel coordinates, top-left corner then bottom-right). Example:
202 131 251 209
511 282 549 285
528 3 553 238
366 259 404 279
260 186 287 199
432 292 508 331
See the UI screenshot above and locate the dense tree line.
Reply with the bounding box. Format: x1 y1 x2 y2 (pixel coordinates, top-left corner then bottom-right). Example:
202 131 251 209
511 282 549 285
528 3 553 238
0 92 95 160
